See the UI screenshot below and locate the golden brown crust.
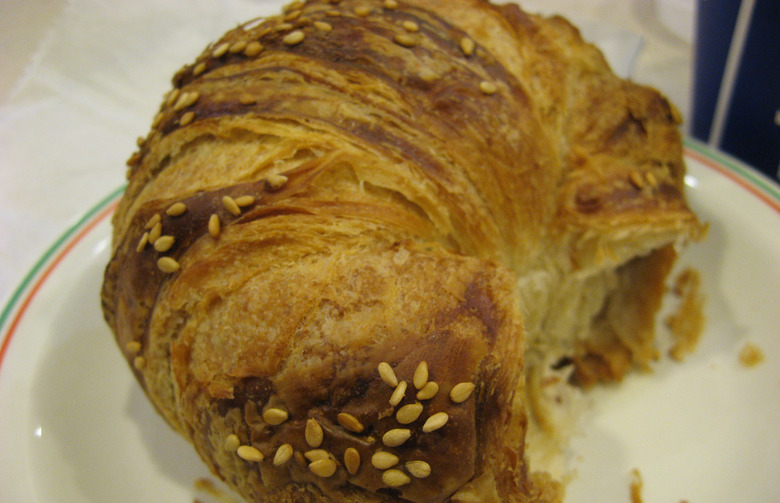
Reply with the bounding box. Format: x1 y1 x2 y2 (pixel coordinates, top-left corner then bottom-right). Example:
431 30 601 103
102 1 704 501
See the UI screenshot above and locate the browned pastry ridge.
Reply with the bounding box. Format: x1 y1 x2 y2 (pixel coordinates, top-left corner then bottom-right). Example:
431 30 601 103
101 1 705 502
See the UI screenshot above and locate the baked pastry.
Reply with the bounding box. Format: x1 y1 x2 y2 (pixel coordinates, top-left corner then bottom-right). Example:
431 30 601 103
101 0 705 501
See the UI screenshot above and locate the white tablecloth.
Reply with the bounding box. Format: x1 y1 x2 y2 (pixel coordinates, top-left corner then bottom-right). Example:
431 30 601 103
0 0 696 307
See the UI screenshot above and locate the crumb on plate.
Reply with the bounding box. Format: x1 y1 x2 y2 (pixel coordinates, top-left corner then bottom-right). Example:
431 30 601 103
739 342 764 367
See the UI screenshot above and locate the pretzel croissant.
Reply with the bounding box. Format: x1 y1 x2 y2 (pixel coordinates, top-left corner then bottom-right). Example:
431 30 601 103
101 1 704 501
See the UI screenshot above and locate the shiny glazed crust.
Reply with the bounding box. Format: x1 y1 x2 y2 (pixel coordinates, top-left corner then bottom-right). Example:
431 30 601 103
101 1 704 501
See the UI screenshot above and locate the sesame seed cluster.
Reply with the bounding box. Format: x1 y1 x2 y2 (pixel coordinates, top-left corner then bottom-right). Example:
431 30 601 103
127 0 500 177
219 359 475 492
132 177 289 275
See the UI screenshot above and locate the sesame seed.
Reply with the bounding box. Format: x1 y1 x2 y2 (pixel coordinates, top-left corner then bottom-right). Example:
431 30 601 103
239 93 257 105
422 412 448 433
230 196 254 210
629 171 645 189
396 403 423 424
405 460 431 479
371 451 399 470
244 41 264 57
157 256 180 273
263 407 289 425
126 340 142 353
229 40 248 54
416 381 439 400
337 412 365 433
450 382 475 403
185 91 200 107
389 381 407 406
193 62 207 76
402 20 419 33
149 222 162 244
304 449 330 462
382 469 411 487
208 214 221 237
212 42 231 58
314 21 333 33
166 88 181 107
273 443 294 465
283 30 305 45
393 33 418 48
145 213 161 230
224 434 241 451
153 235 176 253
460 37 475 56
413 361 428 389
173 91 199 111
275 22 295 33
284 9 303 22
179 111 195 126
382 428 411 447
136 232 149 252
384 0 398 9
166 202 187 216
479 81 498 95
325 10 340 16
378 361 398 387
133 355 146 370
152 112 164 128
237 445 264 462
344 448 361 475
222 195 242 216
136 136 145 147
645 171 658 187
305 418 324 448
309 458 338 478
265 174 289 191
294 451 306 466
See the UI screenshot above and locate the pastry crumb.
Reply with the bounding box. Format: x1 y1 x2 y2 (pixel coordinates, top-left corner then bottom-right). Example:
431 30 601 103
739 342 764 367
629 468 643 503
666 268 705 361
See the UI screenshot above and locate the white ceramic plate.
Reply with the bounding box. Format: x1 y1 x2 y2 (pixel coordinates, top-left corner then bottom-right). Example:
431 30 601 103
1 141 778 503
